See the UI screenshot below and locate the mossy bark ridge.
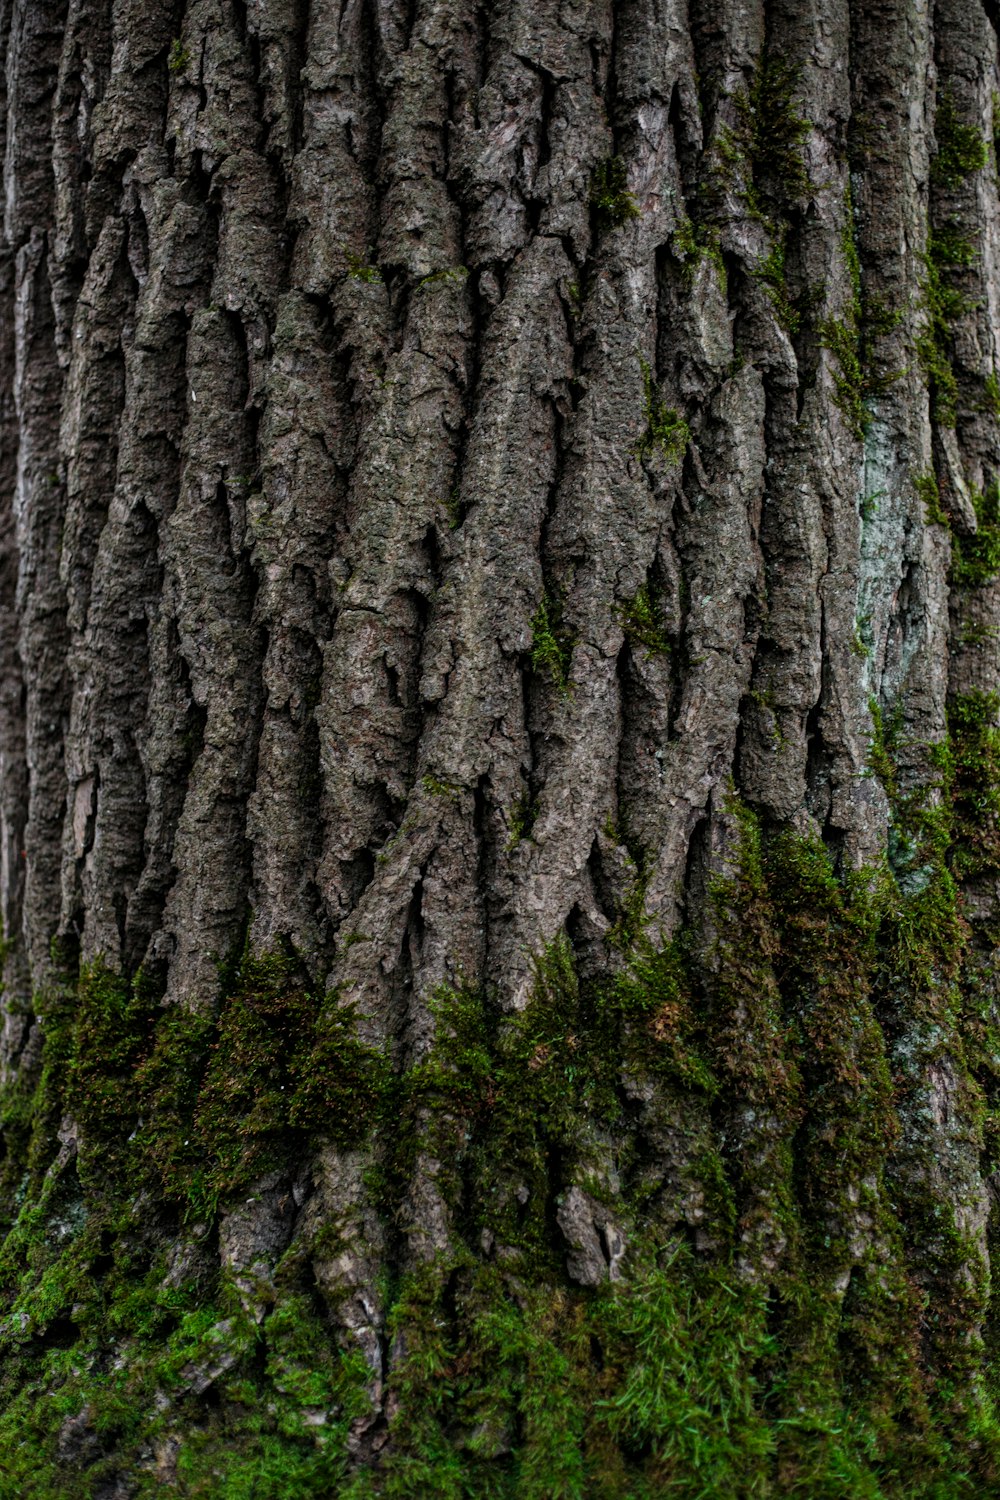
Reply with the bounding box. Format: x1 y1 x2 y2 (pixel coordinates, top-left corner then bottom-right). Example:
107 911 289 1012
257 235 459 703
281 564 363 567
3 0 1000 1493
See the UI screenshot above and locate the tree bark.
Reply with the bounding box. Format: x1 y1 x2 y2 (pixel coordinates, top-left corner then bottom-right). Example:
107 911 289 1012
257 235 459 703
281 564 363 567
2 0 1000 1492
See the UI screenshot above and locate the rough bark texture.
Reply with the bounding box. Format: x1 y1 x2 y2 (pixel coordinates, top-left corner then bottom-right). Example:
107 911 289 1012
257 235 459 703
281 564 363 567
3 0 1000 1494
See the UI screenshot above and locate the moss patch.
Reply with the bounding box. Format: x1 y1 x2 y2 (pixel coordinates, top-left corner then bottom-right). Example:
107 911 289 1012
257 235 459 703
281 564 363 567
4 768 1000 1491
590 158 641 232
819 187 903 438
950 484 1000 589
932 92 989 189
618 581 670 658
916 232 977 427
530 592 574 693
635 357 689 464
915 470 949 526
722 57 811 218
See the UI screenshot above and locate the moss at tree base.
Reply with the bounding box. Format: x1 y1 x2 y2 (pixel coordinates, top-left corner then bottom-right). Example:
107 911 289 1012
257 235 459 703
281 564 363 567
3 789 1000 1497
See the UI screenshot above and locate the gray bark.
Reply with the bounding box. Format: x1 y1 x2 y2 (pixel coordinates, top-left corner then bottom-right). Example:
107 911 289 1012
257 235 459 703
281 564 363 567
2 0 1000 1492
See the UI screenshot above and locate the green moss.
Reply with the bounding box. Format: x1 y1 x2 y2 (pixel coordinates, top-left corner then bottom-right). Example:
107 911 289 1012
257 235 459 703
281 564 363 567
917 227 978 426
932 92 989 189
983 372 1000 419
350 798 1000 1492
928 226 977 270
422 774 462 800
595 1244 775 1492
868 694 907 805
915 470 949 526
635 357 689 463
723 57 810 217
947 691 1000 879
530 593 573 693
69 964 158 1148
344 251 383 284
916 271 960 425
951 483 1000 587
820 313 867 438
34 948 388 1223
0 946 387 1495
865 296 904 341
819 188 904 439
7 762 1000 1490
590 158 640 231
167 38 191 74
952 528 1000 587
198 955 385 1204
442 485 464 530
752 238 800 333
418 267 468 287
604 844 650 952
337 1260 592 1499
715 807 990 1486
0 1246 373 1498
960 620 1000 647
507 789 537 848
851 624 871 659
618 581 670 659
671 216 726 289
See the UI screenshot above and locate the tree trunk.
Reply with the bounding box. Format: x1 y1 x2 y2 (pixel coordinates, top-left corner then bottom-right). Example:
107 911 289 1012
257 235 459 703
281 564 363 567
2 0 1000 1491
